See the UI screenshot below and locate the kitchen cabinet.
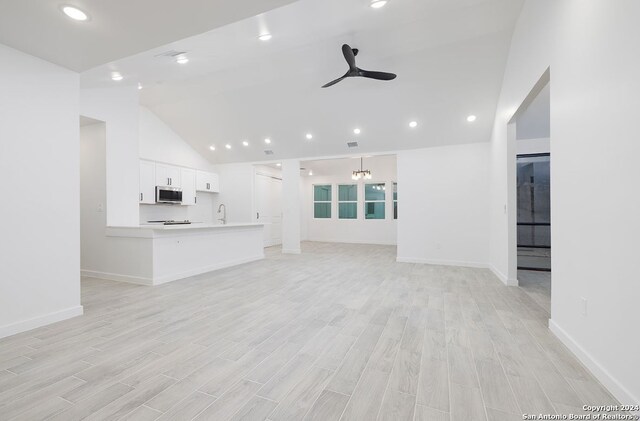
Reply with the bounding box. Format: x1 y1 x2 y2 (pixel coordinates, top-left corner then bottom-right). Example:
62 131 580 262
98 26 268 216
181 168 197 206
196 171 219 193
155 163 181 188
139 160 156 204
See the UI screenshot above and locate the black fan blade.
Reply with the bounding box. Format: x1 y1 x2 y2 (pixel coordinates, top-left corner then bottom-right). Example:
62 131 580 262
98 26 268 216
322 71 350 88
360 70 397 81
342 44 357 71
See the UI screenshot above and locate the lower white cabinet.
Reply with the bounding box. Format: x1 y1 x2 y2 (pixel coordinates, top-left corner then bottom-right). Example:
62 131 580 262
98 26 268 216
139 160 156 204
181 168 196 206
196 171 220 193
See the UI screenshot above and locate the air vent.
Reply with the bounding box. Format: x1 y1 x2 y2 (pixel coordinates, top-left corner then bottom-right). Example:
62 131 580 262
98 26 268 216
154 50 187 58
299 167 306 171
347 141 359 148
264 150 274 155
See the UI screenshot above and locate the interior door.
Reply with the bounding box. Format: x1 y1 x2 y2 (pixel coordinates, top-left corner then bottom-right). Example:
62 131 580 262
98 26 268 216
255 173 282 247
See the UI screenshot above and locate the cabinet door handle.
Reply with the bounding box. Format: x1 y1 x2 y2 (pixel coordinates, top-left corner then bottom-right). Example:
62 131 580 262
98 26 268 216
140 193 143 201
257 212 259 219
195 197 197 204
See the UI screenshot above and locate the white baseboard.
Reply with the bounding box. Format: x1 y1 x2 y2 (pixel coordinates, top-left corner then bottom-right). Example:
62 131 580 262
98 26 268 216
83 255 265 286
153 254 265 285
307 239 397 246
281 248 301 254
549 319 639 407
489 264 518 286
81 270 153 286
0 305 84 340
396 256 488 269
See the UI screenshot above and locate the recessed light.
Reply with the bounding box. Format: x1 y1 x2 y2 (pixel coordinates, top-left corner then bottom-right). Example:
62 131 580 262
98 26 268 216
308 171 313 176
409 121 418 128
264 138 271 144
370 0 388 9
137 83 143 90
61 6 88 21
176 56 189 64
467 115 477 122
111 72 123 81
225 144 231 149
209 146 216 151
242 141 249 146
353 128 361 135
258 33 272 41
306 133 313 140
276 163 282 167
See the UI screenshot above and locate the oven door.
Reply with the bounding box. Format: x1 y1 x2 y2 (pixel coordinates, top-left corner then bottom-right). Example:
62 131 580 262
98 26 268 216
156 187 183 204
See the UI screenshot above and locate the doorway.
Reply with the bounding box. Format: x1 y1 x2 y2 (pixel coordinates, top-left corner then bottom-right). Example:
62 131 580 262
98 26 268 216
254 167 283 247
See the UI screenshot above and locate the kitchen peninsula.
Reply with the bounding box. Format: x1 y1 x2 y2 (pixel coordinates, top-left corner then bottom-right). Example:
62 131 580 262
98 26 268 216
82 223 264 286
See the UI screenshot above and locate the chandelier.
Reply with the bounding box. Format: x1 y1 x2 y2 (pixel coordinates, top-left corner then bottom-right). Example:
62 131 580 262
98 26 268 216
352 157 372 180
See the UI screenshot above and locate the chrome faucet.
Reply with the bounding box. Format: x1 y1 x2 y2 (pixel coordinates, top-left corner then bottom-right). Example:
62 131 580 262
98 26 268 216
217 203 227 225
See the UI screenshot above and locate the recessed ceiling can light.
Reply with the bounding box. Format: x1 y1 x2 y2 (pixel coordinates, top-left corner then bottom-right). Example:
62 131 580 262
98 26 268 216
242 140 249 146
209 146 216 151
306 133 313 140
111 72 123 81
467 115 477 122
370 0 388 9
276 163 282 167
225 144 231 149
176 55 189 64
264 138 271 144
137 83 143 90
308 171 313 176
409 121 418 128
62 5 89 21
353 128 361 135
258 33 272 41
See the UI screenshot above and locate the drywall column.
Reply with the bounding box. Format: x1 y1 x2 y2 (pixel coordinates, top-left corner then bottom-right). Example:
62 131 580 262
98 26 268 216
281 159 301 254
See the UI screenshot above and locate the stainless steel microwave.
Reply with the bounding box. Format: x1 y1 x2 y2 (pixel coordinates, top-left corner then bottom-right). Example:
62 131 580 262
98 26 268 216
156 186 182 204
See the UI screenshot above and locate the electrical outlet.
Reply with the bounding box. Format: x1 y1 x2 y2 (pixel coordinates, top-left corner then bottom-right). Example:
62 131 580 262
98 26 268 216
581 297 588 316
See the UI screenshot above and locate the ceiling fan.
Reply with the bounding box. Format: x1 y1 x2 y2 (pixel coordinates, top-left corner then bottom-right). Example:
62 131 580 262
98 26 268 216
322 44 397 88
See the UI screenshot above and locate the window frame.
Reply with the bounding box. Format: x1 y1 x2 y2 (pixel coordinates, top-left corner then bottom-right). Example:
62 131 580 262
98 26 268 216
312 184 332 219
393 182 398 220
337 184 358 220
364 182 387 220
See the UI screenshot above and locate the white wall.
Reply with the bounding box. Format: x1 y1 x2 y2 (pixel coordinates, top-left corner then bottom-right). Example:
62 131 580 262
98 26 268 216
139 106 214 171
215 163 255 224
0 43 83 338
302 155 397 245
80 87 140 227
489 0 640 405
397 143 490 266
517 137 550 155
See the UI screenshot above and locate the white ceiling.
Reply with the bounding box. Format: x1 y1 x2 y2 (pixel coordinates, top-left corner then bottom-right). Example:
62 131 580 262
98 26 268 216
0 0 297 71
516 82 551 140
77 0 524 164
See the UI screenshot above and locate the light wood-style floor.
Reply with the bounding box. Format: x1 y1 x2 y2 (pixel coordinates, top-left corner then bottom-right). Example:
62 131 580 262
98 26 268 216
0 242 621 421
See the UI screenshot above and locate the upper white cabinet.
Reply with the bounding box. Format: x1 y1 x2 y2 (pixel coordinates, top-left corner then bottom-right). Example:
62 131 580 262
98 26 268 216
139 160 156 204
181 168 196 206
196 171 220 193
155 163 181 188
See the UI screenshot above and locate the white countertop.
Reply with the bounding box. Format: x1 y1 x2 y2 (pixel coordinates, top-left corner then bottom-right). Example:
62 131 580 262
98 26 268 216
106 222 264 238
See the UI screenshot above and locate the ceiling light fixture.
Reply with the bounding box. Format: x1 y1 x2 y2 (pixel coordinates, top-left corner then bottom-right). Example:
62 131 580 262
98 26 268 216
176 55 189 64
111 72 123 81
276 163 281 167
137 83 143 90
370 0 388 9
61 5 89 21
467 115 477 122
242 140 249 146
258 33 272 41
264 138 271 144
306 133 313 140
353 128 361 135
209 146 216 151
352 157 372 180
225 144 231 149
308 171 313 176
409 121 418 128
